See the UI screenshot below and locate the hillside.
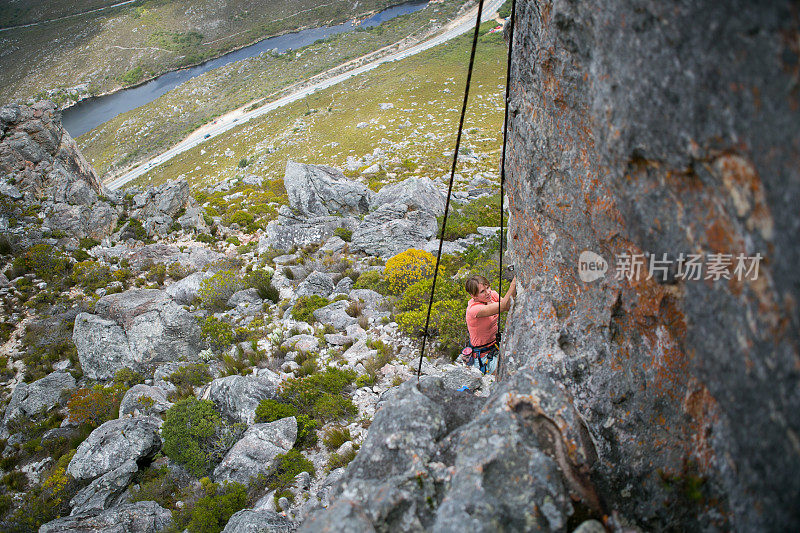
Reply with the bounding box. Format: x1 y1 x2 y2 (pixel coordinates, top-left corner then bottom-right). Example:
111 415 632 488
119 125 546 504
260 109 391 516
77 0 475 177
0 0 399 105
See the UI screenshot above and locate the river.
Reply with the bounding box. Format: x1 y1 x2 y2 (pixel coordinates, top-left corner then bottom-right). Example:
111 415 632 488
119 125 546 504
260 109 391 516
62 0 428 138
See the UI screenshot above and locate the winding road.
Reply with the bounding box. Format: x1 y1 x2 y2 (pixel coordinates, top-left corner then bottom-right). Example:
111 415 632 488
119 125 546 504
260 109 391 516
106 0 505 190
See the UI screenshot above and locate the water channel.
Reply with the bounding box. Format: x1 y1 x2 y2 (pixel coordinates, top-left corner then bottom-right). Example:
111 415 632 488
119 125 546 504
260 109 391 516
62 0 428 138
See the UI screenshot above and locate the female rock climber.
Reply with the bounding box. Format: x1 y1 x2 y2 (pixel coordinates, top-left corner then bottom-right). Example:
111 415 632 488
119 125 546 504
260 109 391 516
463 274 516 374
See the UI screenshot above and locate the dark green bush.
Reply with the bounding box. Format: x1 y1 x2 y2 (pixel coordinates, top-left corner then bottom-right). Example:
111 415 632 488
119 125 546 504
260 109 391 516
168 363 213 387
267 449 315 509
254 399 296 423
173 477 247 533
245 269 276 302
291 295 330 323
437 193 500 241
12 244 69 282
352 270 387 294
200 316 236 352
333 227 352 242
162 398 244 478
279 367 357 422
113 367 145 387
322 427 351 451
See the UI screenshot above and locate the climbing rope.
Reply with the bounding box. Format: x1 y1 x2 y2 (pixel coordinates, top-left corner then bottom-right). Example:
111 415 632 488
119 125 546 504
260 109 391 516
495 0 516 378
416 0 517 380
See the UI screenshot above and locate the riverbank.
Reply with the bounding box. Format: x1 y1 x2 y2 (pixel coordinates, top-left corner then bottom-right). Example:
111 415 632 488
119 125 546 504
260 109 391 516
82 0 475 178
0 0 400 106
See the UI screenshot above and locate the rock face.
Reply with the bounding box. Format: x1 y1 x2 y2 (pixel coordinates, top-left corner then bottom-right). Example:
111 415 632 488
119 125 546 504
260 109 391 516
213 417 297 485
118 384 172 418
39 500 173 533
298 1 800 531
497 0 799 530
350 202 438 258
300 378 484 531
129 179 204 236
69 459 138 515
208 374 280 425
67 417 161 480
73 289 202 379
2 371 75 427
0 101 117 239
284 160 372 217
222 509 293 533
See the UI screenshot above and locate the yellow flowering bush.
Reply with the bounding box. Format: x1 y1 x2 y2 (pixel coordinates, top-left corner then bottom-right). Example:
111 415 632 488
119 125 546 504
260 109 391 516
383 249 435 295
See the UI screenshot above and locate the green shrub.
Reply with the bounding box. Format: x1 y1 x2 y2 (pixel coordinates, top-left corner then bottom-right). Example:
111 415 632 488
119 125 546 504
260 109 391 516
327 446 358 471
198 270 244 310
123 217 150 242
225 236 241 246
266 449 315 508
167 262 194 280
200 316 236 352
279 367 357 422
174 477 247 533
352 270 387 294
12 244 69 282
294 414 318 448
113 367 145 388
162 398 244 478
322 427 352 451
437 193 501 241
129 464 182 510
245 269 276 301
4 451 79 531
146 263 167 285
355 374 375 388
197 233 216 244
255 399 297 423
397 299 467 357
67 384 126 428
225 211 254 228
397 277 462 312
79 237 100 250
291 295 330 323
333 227 352 242
168 363 213 387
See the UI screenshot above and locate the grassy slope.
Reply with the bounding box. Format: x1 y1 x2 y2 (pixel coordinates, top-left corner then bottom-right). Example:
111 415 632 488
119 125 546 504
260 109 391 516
128 20 508 205
79 0 471 177
0 0 397 104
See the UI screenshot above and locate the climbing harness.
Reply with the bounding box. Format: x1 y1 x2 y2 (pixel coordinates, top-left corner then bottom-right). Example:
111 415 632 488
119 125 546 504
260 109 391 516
416 0 517 380
460 336 500 375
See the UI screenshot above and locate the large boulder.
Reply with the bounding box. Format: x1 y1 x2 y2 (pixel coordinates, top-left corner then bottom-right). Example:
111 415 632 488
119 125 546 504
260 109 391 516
69 459 138 515
67 417 161 480
284 160 372 217
39 501 173 533
2 371 76 427
299 378 483 531
118 384 172 418
73 289 202 379
165 270 214 304
213 417 297 485
208 374 280 425
295 271 335 298
0 101 118 239
222 509 293 533
259 210 358 252
313 300 358 331
372 177 445 215
351 202 438 257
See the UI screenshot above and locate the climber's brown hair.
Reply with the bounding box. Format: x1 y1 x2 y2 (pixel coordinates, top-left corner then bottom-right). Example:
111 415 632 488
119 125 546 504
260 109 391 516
465 275 490 296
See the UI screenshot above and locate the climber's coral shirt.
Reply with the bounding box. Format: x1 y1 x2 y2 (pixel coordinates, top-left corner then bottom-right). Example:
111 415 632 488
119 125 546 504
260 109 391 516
465 289 499 347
